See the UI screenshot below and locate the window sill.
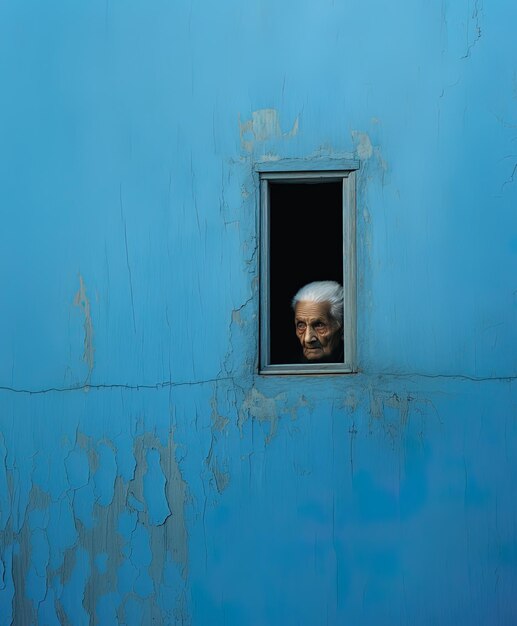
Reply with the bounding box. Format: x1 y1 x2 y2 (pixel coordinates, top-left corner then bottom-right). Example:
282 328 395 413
259 364 357 375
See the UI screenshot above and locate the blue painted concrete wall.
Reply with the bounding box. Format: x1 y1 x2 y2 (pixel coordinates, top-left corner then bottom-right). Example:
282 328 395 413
1 1 517 624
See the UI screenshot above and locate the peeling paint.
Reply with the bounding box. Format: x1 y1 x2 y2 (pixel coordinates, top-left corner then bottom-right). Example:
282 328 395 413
351 129 388 172
210 395 229 433
341 391 359 414
239 108 299 151
73 275 94 382
211 459 230 494
205 394 231 494
238 387 287 444
351 130 374 160
0 429 189 624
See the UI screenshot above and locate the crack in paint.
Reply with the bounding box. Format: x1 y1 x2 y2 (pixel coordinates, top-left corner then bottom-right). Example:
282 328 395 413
0 376 235 396
1 370 516 398
461 0 483 59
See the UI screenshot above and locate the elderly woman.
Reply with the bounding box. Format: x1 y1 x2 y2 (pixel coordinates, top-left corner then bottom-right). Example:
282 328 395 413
292 281 344 363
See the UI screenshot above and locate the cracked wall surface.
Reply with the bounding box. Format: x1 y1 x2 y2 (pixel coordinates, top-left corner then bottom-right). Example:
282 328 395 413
1 0 517 624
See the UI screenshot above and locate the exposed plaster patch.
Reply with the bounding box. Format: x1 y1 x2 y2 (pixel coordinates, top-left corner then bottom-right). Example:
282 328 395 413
238 388 287 445
158 433 189 574
210 396 230 433
351 131 373 160
250 109 282 141
130 432 189 576
144 448 172 526
341 391 359 414
351 129 388 185
231 309 244 327
73 275 94 382
11 520 34 624
205 394 231 494
239 108 299 152
77 432 100 475
287 394 311 421
369 390 384 420
211 459 230 494
222 291 256 377
257 152 281 162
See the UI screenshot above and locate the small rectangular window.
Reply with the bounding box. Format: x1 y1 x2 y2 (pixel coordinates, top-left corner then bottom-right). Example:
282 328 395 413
257 160 358 374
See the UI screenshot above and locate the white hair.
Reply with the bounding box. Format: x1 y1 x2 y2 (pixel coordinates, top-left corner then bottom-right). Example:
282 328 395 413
292 281 344 325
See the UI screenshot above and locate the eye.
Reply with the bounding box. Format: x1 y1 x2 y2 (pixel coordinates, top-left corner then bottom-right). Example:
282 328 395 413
296 322 306 331
315 322 326 330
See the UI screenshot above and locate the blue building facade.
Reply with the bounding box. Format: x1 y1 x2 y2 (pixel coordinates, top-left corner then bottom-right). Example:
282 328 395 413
1 1 517 623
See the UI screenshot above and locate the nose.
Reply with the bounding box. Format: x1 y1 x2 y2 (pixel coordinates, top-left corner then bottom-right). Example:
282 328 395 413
304 326 317 344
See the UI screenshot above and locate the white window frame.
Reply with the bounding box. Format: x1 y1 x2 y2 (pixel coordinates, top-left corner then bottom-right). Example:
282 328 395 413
256 159 359 375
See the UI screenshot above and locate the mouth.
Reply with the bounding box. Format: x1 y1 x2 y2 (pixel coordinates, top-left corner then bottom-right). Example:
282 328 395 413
304 346 323 355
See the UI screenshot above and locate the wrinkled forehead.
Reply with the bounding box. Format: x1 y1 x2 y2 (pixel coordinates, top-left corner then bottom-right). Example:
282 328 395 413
294 300 333 321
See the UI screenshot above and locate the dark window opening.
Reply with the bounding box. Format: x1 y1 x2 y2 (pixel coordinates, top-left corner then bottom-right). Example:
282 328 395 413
269 181 343 364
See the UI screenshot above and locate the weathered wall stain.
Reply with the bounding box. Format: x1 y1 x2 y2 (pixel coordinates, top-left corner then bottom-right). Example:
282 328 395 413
205 395 231 494
351 129 388 182
73 276 94 383
239 108 299 152
238 387 286 444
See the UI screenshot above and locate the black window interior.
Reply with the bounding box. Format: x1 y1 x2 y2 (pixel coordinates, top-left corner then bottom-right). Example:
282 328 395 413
268 180 343 364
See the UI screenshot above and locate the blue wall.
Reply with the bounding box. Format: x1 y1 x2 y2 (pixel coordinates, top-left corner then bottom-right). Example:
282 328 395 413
1 1 517 624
